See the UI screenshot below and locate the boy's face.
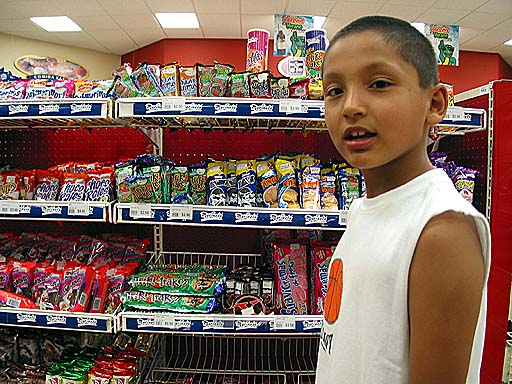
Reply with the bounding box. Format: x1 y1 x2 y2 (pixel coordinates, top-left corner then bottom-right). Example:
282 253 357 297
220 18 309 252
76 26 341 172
322 31 434 172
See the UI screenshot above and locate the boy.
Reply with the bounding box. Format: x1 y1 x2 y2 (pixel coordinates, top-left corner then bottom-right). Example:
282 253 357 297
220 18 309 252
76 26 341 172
317 16 490 384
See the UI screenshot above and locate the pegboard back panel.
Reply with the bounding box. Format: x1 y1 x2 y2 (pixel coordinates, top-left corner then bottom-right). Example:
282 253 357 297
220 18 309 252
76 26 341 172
163 129 340 164
0 128 151 169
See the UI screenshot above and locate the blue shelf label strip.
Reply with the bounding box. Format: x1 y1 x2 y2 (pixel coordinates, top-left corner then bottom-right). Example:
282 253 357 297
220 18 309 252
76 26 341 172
0 312 109 331
0 102 104 118
0 205 105 220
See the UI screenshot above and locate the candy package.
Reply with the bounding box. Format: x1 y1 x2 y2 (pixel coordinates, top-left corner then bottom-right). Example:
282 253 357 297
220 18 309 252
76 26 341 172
269 76 290 99
236 160 257 207
289 78 309 99
226 160 238 206
249 71 270 98
310 241 335 315
206 161 227 206
229 72 250 98
131 62 162 97
0 171 22 200
121 291 219 313
188 165 207 205
35 171 60 201
178 65 198 97
275 158 300 209
210 63 234 97
25 78 74 99
451 167 478 204
301 165 321 210
160 62 180 96
197 64 216 97
127 175 156 203
85 171 112 202
73 80 113 98
59 265 95 312
0 79 27 99
58 173 87 201
256 158 278 208
170 166 189 204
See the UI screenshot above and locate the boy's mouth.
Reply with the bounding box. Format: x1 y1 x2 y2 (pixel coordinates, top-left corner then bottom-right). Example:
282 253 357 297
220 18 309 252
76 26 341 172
343 130 377 140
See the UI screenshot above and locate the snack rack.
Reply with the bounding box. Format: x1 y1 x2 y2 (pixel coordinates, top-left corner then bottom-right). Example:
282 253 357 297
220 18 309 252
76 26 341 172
0 95 489 383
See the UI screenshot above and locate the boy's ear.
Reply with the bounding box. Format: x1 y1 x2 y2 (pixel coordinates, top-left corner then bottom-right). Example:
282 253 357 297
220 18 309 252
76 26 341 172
426 84 449 126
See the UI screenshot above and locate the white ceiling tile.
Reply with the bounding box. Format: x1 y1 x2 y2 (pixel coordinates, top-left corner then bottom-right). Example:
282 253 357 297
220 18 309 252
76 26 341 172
241 0 287 15
458 12 510 30
124 28 166 46
0 18 43 33
145 0 195 13
71 15 117 30
241 14 274 35
459 27 485 44
329 1 383 19
378 4 431 21
415 8 470 24
4 30 65 44
386 0 436 6
164 28 204 38
285 0 336 16
432 0 488 11
0 2 26 19
460 28 512 50
112 14 160 30
8 0 64 17
198 13 241 38
477 0 512 15
193 0 240 14
324 17 353 38
493 17 512 31
55 0 105 17
96 0 151 16
87 28 136 47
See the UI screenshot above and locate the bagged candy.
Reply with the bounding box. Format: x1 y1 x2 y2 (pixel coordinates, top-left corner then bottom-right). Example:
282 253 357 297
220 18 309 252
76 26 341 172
11 261 36 298
131 62 162 97
170 166 189 204
188 165 207 205
236 160 257 207
160 62 180 96
310 241 335 315
111 75 144 98
229 72 250 98
256 157 278 208
0 289 37 309
206 161 227 206
249 71 270 98
301 165 321 210
320 172 339 210
121 291 218 313
308 79 323 100
25 78 74 99
73 80 113 98
115 161 134 203
127 175 156 203
275 158 300 209
0 79 27 99
22 170 36 200
142 165 164 204
35 171 60 201
269 76 290 99
34 269 63 310
58 173 87 201
179 65 198 97
85 171 112 202
289 78 309 99
59 265 95 312
451 167 478 204
337 167 360 210
197 64 216 97
210 63 234 97
225 160 238 206
0 171 22 200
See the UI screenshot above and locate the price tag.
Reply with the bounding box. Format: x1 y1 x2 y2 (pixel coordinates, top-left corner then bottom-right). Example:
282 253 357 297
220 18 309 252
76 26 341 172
273 315 296 330
162 97 186 112
154 313 176 328
0 201 20 215
279 99 303 114
169 205 193 220
129 203 152 218
68 201 89 216
445 106 465 121
339 210 348 225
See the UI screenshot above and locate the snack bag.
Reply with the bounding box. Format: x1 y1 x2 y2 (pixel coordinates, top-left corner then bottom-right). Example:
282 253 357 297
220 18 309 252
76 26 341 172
85 171 112 202
229 72 250 98
127 175 156 203
58 173 87 201
160 62 180 96
301 165 321 210
320 173 339 210
273 241 308 315
11 261 36 298
308 79 323 100
35 171 60 201
206 161 227 206
179 65 198 97
0 79 27 99
197 64 216 97
0 289 37 309
236 160 257 207
451 167 478 204
269 76 290 99
22 170 36 200
121 291 219 313
289 78 309 99
188 165 207 205
310 241 335 315
73 80 113 98
131 62 162 97
170 166 189 204
34 268 63 310
59 265 95 312
249 71 270 98
0 264 13 290
88 268 109 313
256 158 278 208
0 171 22 200
226 160 238 206
275 158 300 209
142 165 164 204
111 75 144 98
210 63 234 97
337 167 360 210
25 78 74 99
115 161 134 203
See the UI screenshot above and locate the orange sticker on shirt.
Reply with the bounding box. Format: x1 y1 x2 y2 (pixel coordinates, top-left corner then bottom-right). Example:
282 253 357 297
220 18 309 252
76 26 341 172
324 258 343 324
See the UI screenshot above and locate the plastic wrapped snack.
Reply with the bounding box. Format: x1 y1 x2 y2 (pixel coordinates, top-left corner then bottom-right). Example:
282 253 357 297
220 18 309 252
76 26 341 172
301 165 321 210
249 71 270 98
160 62 180 96
207 161 227 206
121 291 219 313
171 166 189 204
74 80 113 98
256 157 279 208
179 65 198 97
58 173 87 201
188 165 207 205
236 160 258 207
310 241 335 315
275 158 300 209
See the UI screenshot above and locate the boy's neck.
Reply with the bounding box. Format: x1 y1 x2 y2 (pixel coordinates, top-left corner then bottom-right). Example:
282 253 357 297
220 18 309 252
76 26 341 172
362 157 435 198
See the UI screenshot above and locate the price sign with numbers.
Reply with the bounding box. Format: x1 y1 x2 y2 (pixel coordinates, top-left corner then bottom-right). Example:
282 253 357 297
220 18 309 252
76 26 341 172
129 203 153 219
0 201 20 215
169 205 193 220
273 315 296 330
445 106 465 121
339 210 348 225
162 97 186 112
154 313 176 329
68 201 89 216
279 99 303 114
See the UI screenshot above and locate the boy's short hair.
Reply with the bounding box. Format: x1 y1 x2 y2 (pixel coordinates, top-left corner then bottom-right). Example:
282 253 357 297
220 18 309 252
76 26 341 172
326 15 439 88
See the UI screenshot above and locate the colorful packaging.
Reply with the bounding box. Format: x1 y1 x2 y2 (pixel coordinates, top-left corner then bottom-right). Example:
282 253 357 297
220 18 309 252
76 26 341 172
320 173 339 210
35 171 60 201
308 79 323 100
311 242 335 315
111 75 144 98
269 76 290 99
59 265 95 312
206 161 227 206
210 63 234 97
249 71 270 98
256 158 278 208
22 170 36 200
58 173 87 201
131 62 162 97
179 65 198 97
0 289 37 309
246 28 270 73
289 78 309 99
0 79 27 99
73 80 113 98
305 29 327 80
115 162 134 203
85 171 112 202
25 78 74 99
451 167 478 204
337 167 360 210
236 160 258 207
301 165 321 210
197 64 216 97
188 165 207 205
273 242 308 315
229 72 250 98
225 160 238 206
160 62 180 96
35 269 63 310
171 166 189 204
0 171 22 200
11 261 36 298
0 264 13 290
275 158 300 209
142 165 164 204
121 291 218 313
127 174 155 203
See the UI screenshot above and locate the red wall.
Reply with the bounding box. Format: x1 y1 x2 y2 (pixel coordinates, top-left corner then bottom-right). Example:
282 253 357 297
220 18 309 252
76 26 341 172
123 38 512 94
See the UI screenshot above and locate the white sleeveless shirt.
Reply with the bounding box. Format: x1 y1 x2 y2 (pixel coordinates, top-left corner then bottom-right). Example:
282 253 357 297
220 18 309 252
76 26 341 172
316 168 490 383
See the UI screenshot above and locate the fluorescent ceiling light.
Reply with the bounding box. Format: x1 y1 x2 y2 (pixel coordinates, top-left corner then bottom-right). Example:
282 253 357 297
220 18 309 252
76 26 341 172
504 38 512 46
313 16 327 29
411 22 425 35
155 13 199 28
30 16 81 32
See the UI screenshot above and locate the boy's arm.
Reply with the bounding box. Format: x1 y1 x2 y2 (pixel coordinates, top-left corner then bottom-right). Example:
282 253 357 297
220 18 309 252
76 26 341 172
409 211 484 384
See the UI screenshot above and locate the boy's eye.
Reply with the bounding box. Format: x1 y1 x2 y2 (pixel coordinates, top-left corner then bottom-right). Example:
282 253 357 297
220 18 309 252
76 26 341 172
370 80 391 89
326 87 343 97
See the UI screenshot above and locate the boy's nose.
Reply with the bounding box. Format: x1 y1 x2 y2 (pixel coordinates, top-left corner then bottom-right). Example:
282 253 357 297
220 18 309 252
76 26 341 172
343 90 366 119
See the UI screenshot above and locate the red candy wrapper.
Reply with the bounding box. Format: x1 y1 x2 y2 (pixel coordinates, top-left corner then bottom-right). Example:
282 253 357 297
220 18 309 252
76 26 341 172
0 289 37 309
11 261 36 298
89 267 110 313
0 171 22 200
85 170 113 202
310 241 336 315
0 264 13 290
37 269 63 310
273 241 308 315
58 172 87 201
59 265 95 312
35 171 61 201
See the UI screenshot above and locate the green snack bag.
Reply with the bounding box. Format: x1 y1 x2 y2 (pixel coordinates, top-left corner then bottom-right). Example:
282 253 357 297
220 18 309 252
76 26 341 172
142 165 164 203
229 72 250 98
171 166 189 204
188 165 207 205
127 175 156 203
115 162 134 203
197 64 216 97
210 63 234 97
121 291 219 313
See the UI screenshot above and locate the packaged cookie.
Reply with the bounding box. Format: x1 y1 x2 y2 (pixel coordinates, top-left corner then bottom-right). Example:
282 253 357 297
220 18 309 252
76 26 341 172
11 261 36 298
210 63 234 97
310 241 335 315
275 158 300 209
301 165 321 210
0 171 22 200
179 65 198 97
289 78 309 99
320 173 339 210
236 160 257 207
226 160 238 206
160 62 180 96
229 72 250 98
0 264 13 290
35 171 60 201
59 265 95 312
249 71 270 98
58 173 87 201
111 75 144 98
206 161 227 206
171 166 189 204
25 78 74 99
256 158 278 208
131 62 162 97
269 76 290 99
308 79 323 100
35 269 63 310
197 64 216 97
188 165 207 205
73 80 113 98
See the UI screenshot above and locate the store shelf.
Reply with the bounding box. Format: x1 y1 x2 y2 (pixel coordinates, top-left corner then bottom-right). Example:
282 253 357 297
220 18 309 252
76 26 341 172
0 200 113 222
0 307 115 333
119 313 323 335
437 106 487 135
114 203 347 230
0 98 115 129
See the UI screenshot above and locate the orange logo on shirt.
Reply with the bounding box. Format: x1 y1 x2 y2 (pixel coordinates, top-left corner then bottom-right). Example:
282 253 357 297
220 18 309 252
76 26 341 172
324 258 343 324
